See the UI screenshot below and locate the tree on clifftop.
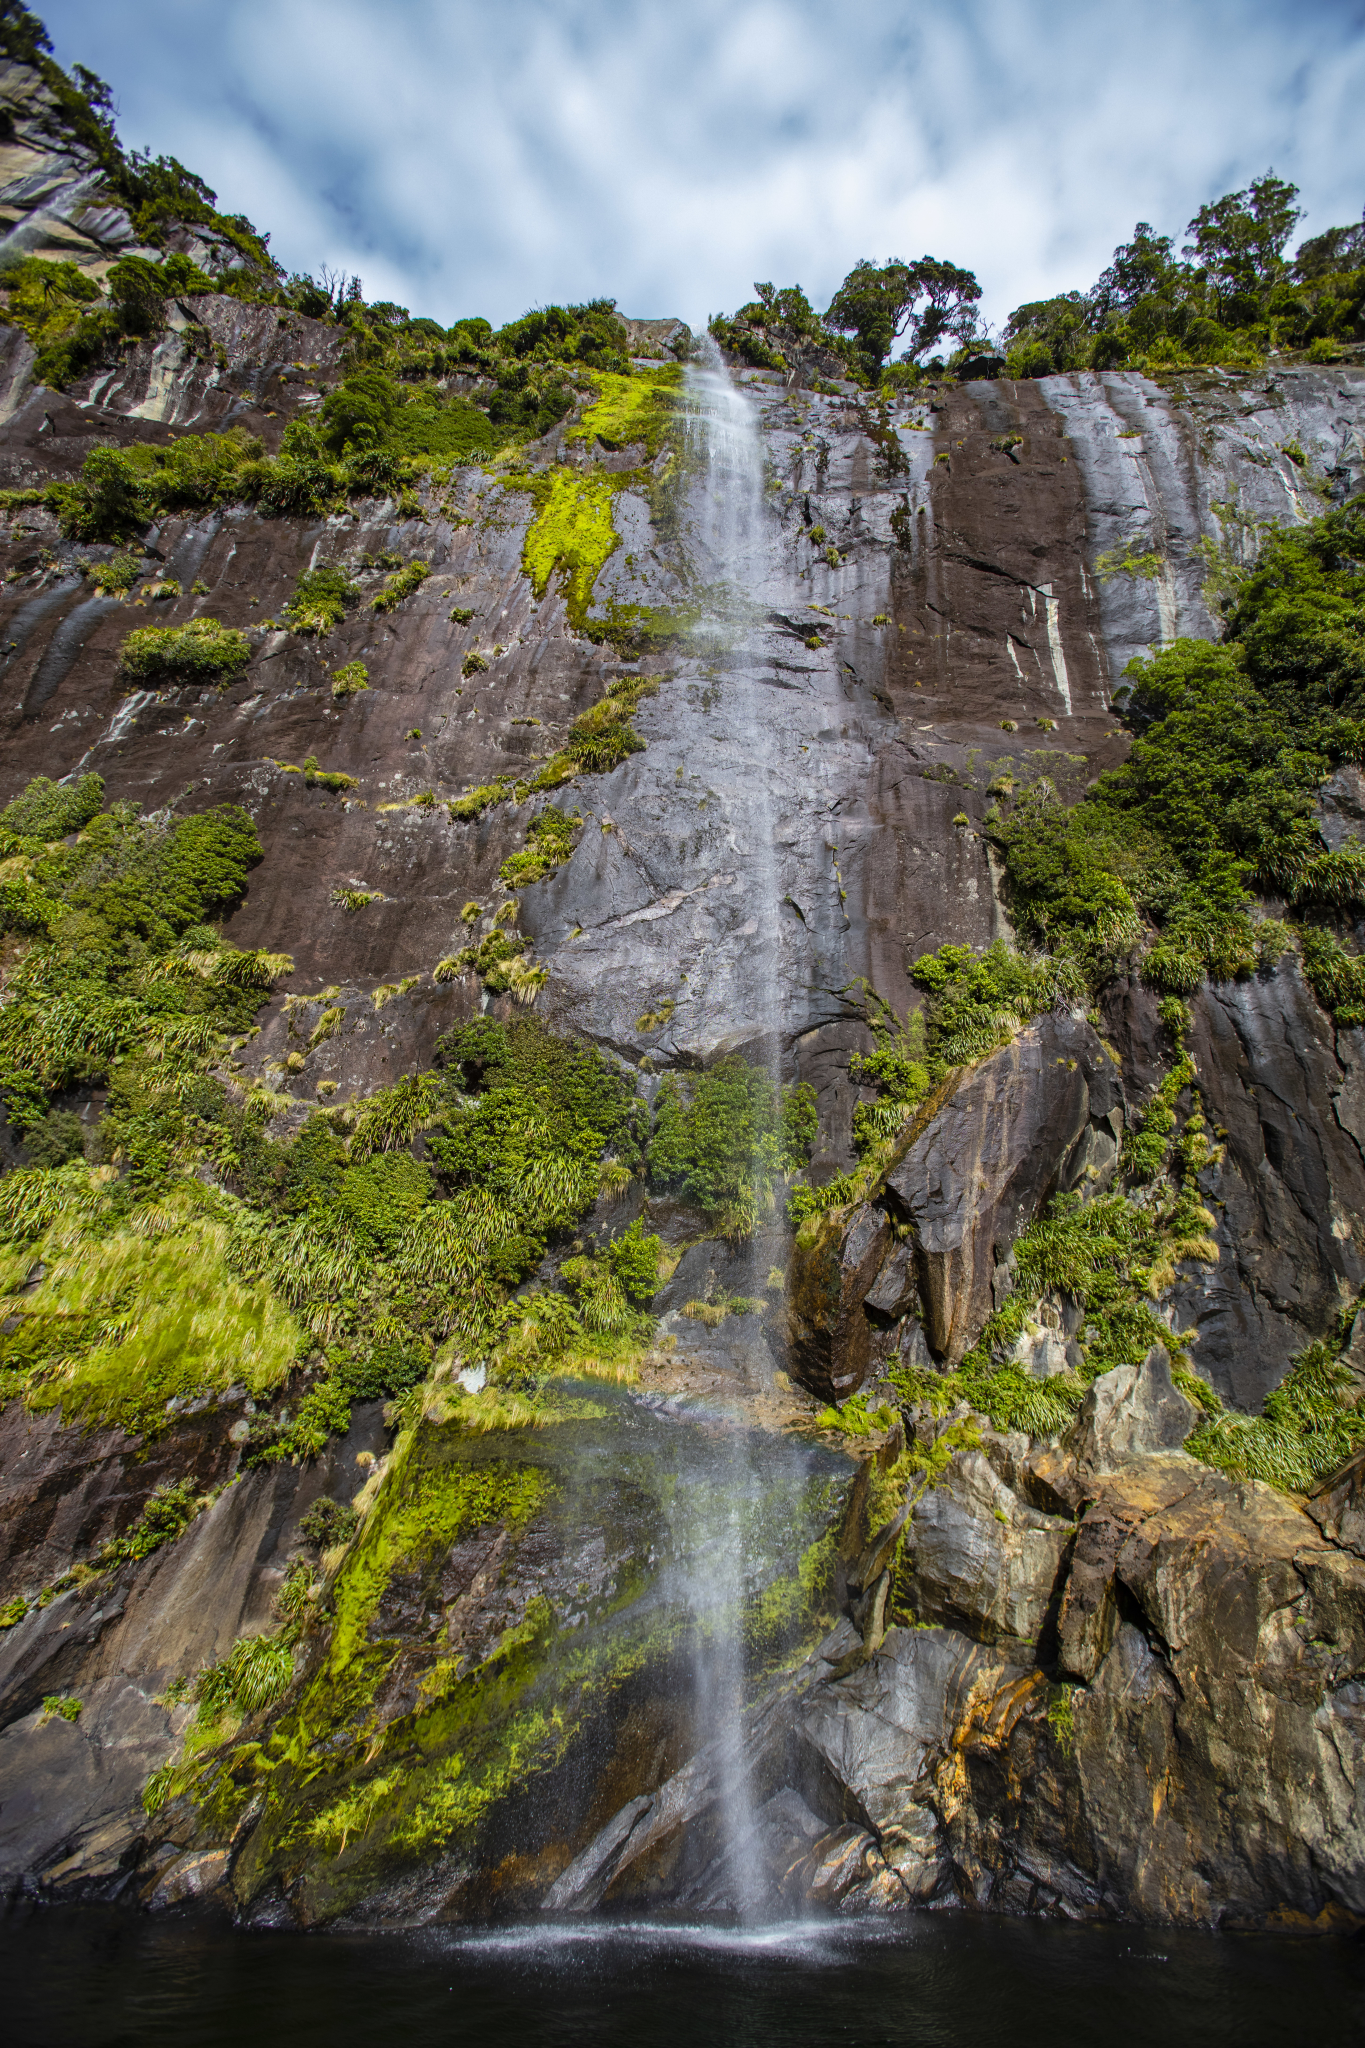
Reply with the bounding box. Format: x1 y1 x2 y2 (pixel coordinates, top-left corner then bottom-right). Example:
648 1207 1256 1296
1183 171 1303 321
824 256 982 376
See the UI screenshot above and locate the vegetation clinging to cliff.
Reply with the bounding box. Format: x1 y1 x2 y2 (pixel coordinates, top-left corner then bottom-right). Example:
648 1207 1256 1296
988 493 1365 1018
649 1060 817 1237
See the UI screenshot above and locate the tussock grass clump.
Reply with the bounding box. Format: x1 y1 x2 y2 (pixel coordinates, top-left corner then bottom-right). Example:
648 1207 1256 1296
117 616 251 686
498 806 581 888
0 1186 300 1435
285 565 361 635
330 660 370 699
371 560 429 613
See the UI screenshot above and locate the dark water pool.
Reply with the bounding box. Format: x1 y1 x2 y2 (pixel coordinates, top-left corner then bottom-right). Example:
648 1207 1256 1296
4 1907 1363 2048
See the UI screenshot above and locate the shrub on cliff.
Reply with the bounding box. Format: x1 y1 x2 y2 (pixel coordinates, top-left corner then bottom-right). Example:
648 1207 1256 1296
285 565 362 635
648 1060 815 1234
988 493 1365 1014
0 770 104 841
117 616 251 686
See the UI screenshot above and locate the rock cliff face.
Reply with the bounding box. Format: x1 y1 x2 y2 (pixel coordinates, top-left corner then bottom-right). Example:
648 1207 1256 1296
1 39 1365 1933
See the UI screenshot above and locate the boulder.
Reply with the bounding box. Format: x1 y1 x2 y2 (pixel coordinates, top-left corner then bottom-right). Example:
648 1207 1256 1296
1065 1346 1197 1475
797 1624 1036 1871
882 1013 1123 1365
902 1450 1074 1646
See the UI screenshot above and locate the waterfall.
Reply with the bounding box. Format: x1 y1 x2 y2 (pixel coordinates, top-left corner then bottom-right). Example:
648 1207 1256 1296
680 344 786 1069
670 346 786 1918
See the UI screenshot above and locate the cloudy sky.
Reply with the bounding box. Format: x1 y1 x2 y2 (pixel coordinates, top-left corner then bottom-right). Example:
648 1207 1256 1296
40 0 1365 336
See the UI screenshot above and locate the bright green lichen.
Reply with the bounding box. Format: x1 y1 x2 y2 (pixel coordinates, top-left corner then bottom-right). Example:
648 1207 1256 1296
328 1445 551 1673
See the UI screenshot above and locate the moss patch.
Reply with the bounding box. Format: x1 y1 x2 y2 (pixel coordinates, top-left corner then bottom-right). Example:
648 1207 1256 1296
567 366 681 459
522 472 620 629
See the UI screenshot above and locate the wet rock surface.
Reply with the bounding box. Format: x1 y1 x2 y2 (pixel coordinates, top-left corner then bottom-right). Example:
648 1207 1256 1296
570 1422 1365 1929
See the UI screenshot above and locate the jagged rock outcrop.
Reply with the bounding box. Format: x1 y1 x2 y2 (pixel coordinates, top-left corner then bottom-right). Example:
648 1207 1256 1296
1309 1448 1365 1558
785 1011 1123 1397
566 1379 1365 1930
1065 1347 1198 1476
0 1404 387 1894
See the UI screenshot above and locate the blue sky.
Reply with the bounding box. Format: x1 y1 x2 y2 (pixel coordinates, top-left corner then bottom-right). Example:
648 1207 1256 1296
39 0 1365 334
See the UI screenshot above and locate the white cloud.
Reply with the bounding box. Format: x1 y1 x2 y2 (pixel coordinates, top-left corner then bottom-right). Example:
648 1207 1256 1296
40 0 1365 330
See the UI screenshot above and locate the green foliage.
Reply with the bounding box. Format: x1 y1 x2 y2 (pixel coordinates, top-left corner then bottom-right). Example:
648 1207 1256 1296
1003 173 1363 376
329 1447 551 1670
908 941 1079 1068
22 1108 86 1167
1298 928 1365 1027
41 1694 82 1722
285 566 361 635
989 496 1365 1009
1046 1685 1077 1755
195 1632 293 1718
330 660 370 700
563 674 656 771
522 470 620 627
840 942 1082 1168
605 1216 662 1303
89 551 145 595
118 617 251 687
494 298 632 375
1096 542 1164 581
497 806 581 888
299 1496 359 1550
318 365 499 464
427 1018 641 1288
371 560 429 612
647 1059 815 1234
710 282 844 374
96 1478 205 1566
0 1184 301 1433
440 930 537 1000
889 1063 1222 1439
815 1389 898 1436
825 256 983 376
300 756 357 794
1185 1336 1365 1492
566 367 681 459
0 784 267 1132
559 1253 636 1335
0 771 104 840
336 1153 433 1253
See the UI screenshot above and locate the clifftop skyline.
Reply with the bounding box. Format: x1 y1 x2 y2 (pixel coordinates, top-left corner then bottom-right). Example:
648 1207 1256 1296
34 0 1365 332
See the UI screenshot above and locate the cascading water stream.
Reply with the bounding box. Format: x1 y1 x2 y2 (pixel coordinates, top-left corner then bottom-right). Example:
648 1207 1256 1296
681 342 786 1065
669 345 788 1919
